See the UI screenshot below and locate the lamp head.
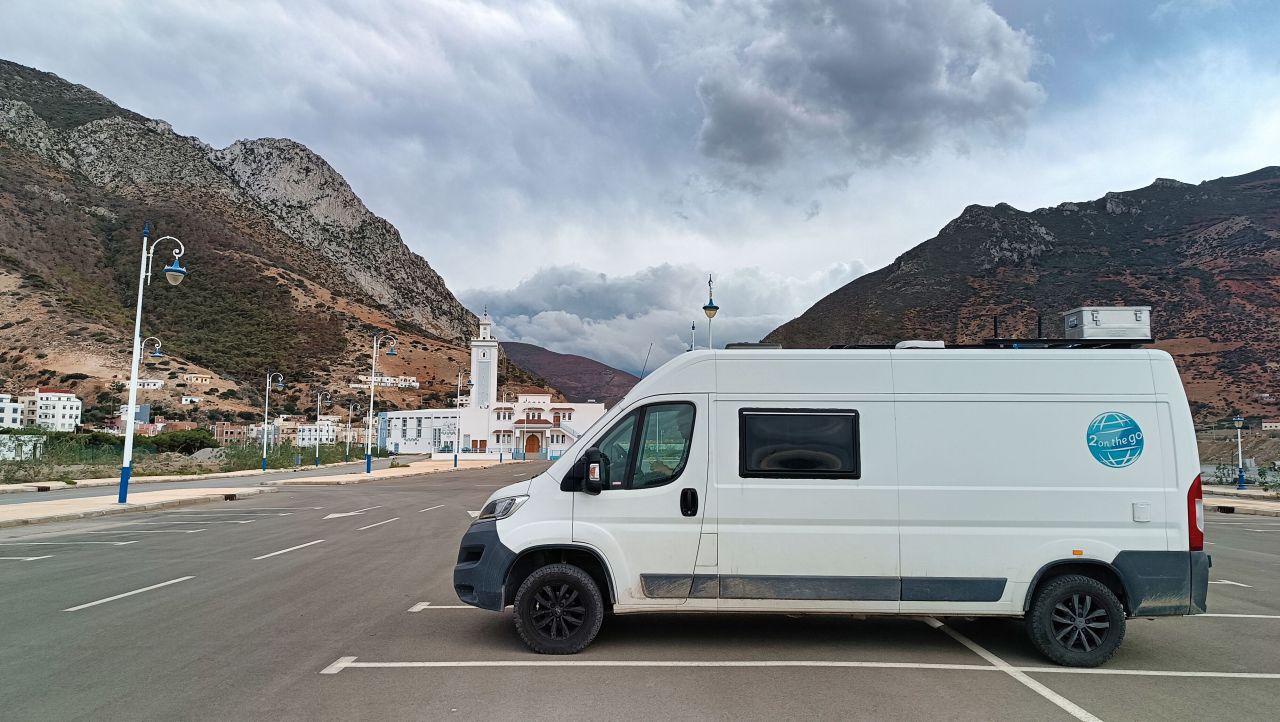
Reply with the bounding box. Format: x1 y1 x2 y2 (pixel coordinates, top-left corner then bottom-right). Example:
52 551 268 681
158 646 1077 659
702 300 719 320
275 382 285 392
149 349 165 359
162 258 188 286
385 343 397 357
1234 415 1244 429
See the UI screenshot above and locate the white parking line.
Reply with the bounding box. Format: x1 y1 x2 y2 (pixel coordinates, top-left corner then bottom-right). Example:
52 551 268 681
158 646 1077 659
0 541 137 546
162 512 293 517
85 530 206 534
357 518 399 531
924 617 1101 722
1245 529 1280 532
63 576 194 612
0 555 52 561
253 540 325 560
223 507 325 511
1194 613 1280 619
408 603 474 611
418 505 445 513
318 656 1280 680
1209 580 1253 588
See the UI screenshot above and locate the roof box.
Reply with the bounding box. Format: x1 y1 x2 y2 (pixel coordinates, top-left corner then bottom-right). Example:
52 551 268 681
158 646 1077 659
1062 306 1152 340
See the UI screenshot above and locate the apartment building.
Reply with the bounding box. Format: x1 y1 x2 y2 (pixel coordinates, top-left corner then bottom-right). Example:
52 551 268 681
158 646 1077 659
0 394 23 429
19 388 82 432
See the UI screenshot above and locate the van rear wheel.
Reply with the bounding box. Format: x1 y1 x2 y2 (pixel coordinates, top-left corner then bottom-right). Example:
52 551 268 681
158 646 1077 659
513 563 604 654
1026 574 1126 667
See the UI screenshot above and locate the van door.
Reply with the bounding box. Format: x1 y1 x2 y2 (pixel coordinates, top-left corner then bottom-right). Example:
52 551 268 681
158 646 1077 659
572 395 709 606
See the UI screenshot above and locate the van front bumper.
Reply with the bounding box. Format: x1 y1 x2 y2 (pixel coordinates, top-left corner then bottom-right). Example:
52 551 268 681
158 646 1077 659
453 520 516 611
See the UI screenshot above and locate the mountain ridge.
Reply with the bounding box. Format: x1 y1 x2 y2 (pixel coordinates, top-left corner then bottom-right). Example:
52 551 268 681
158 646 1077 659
766 166 1280 421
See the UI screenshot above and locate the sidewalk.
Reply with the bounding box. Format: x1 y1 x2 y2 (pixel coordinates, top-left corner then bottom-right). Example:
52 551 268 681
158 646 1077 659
260 459 516 485
1205 495 1280 518
0 487 277 529
0 457 417 494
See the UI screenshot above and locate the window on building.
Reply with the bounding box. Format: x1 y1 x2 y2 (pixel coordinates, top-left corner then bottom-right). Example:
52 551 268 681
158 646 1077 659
738 409 860 479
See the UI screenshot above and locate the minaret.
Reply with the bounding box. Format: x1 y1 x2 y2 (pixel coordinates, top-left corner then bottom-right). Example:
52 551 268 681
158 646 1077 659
470 306 499 409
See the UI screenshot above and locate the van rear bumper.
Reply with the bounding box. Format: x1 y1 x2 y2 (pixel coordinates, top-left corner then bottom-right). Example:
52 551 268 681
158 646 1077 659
1112 550 1210 616
453 520 516 611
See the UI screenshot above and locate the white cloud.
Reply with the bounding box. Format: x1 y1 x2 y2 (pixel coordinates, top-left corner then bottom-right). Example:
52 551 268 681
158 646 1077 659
462 260 868 373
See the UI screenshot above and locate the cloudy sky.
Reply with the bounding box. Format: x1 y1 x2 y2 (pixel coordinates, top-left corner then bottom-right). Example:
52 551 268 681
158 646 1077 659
3 0 1279 372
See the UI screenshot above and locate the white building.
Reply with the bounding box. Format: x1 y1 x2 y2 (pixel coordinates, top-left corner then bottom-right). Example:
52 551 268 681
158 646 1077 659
379 312 608 459
136 379 165 390
1263 420 1280 431
350 373 420 390
19 388 82 432
180 395 202 405
297 417 338 447
0 394 23 429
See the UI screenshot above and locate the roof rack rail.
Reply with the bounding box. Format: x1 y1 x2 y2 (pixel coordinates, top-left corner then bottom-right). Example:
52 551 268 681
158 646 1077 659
828 338 1153 350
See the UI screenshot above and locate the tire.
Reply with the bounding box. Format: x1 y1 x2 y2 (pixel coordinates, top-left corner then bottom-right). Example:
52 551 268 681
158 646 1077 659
1025 574 1126 667
513 563 604 654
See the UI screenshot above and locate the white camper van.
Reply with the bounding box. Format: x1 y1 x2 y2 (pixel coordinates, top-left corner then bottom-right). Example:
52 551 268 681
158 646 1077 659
454 348 1209 667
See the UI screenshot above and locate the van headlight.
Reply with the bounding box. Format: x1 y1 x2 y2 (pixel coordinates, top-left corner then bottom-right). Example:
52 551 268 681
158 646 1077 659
477 495 529 521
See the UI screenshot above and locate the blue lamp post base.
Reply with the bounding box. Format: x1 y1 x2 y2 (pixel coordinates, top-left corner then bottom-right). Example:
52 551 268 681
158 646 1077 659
1237 467 1248 490
453 452 459 468
117 465 132 504
365 453 372 474
261 456 267 472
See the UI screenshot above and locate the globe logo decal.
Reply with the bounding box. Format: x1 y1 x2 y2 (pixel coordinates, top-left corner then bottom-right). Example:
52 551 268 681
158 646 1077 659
1086 412 1144 468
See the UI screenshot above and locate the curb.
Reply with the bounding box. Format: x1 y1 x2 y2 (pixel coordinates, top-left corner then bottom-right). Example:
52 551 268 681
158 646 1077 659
0 487 279 529
259 460 524 486
1205 501 1280 518
1201 488 1280 501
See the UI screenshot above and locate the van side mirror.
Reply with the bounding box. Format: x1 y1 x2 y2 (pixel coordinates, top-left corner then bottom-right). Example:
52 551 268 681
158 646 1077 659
582 447 604 495
560 447 606 494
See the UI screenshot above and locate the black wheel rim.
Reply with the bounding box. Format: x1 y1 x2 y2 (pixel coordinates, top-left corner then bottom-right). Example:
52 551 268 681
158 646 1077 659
1050 592 1111 653
529 582 587 641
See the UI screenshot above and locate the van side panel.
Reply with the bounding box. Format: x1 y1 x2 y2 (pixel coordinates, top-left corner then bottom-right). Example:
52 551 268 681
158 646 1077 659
893 352 1168 615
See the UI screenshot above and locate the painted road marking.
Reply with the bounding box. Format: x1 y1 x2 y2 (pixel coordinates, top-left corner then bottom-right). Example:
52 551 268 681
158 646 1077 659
467 511 480 519
1245 529 1280 532
129 520 255 525
1194 613 1280 619
924 617 1101 722
357 518 399 531
323 506 381 520
408 603 474 611
0 541 138 546
253 540 325 560
318 657 1280 680
223 507 325 511
85 530 206 534
1209 580 1253 588
0 555 52 561
162 512 293 517
63 576 194 612
418 505 444 513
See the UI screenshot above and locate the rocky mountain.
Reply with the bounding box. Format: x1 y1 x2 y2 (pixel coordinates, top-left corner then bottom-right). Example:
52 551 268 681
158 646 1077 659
502 342 638 407
766 167 1280 422
0 58 551 424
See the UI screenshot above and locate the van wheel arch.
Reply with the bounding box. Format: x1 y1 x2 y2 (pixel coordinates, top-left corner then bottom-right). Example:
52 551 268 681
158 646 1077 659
1024 560 1132 616
504 545 616 609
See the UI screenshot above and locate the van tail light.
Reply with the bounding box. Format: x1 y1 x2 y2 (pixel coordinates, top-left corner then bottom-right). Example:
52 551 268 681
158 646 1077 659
1187 474 1204 551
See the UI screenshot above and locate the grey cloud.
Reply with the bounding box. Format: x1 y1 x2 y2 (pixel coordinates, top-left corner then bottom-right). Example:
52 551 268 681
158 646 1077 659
461 260 868 373
696 0 1044 167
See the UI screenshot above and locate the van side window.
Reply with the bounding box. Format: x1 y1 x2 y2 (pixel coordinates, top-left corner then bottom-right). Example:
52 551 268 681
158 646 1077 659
591 402 696 490
630 403 696 489
739 409 860 479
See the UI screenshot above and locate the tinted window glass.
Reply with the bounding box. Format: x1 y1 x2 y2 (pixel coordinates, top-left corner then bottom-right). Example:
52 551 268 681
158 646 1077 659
630 404 695 489
596 412 637 489
739 410 859 478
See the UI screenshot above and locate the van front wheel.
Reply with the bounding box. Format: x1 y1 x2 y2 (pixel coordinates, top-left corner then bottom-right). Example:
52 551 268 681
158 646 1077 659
1026 574 1126 667
513 563 604 654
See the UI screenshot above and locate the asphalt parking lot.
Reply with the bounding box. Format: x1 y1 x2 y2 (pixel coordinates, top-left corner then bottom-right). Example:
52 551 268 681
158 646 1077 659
1 462 1277 721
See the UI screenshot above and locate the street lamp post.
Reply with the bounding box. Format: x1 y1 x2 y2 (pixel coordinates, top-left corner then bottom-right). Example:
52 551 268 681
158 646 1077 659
314 390 333 467
455 370 472 468
261 372 284 471
119 222 188 504
1234 415 1247 490
365 332 398 474
702 274 719 350
345 401 360 462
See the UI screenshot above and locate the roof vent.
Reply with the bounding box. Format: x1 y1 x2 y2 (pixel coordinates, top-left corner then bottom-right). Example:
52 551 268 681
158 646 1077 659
725 342 782 350
894 340 945 349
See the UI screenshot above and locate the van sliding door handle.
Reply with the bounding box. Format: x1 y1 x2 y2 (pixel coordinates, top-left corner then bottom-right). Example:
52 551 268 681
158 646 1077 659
680 488 698 517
